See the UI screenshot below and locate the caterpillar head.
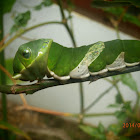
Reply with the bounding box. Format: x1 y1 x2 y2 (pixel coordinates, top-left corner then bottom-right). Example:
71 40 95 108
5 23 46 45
13 39 53 81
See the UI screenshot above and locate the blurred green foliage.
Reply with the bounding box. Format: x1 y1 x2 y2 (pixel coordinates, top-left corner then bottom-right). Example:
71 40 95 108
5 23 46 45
92 0 140 27
34 0 53 10
10 11 31 34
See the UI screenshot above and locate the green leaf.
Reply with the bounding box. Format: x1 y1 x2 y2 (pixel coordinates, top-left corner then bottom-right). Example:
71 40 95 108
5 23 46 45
34 4 42 10
34 0 53 10
123 101 132 112
79 125 99 137
10 11 31 34
10 25 18 35
92 0 140 8
115 93 123 104
80 124 106 140
114 102 132 122
114 110 127 122
98 122 105 133
0 120 31 140
103 7 140 27
123 11 140 27
66 0 75 9
14 11 31 27
120 74 138 92
108 124 122 135
42 0 53 6
3 0 16 13
113 101 132 123
104 7 124 16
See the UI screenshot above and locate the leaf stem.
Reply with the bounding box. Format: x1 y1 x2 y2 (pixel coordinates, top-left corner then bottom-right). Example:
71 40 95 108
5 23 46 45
0 64 16 85
115 26 120 39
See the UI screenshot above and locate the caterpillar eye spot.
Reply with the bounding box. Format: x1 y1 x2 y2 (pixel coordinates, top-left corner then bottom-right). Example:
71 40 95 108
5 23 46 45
22 49 31 59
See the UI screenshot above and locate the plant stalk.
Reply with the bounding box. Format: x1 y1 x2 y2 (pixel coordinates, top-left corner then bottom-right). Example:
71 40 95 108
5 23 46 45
0 0 7 123
56 0 77 47
0 1 8 139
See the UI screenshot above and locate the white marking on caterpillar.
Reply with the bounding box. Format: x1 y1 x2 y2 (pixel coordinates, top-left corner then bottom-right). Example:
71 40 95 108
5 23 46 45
49 71 54 76
70 42 105 79
90 69 108 76
38 51 43 56
70 65 90 79
47 68 70 80
53 73 70 80
90 52 126 75
107 52 126 71
125 62 139 66
12 74 22 79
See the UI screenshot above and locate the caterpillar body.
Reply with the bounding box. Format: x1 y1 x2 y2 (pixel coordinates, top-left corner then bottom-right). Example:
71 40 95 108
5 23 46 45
13 39 140 81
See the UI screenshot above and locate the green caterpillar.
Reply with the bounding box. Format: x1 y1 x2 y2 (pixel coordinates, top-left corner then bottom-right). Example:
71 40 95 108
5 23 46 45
13 39 140 81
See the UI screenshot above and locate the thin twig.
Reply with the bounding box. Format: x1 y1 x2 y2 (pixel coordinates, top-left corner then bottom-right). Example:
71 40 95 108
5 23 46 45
16 105 72 117
0 64 16 85
0 33 9 46
19 94 28 106
0 64 29 106
56 0 77 47
0 65 139 95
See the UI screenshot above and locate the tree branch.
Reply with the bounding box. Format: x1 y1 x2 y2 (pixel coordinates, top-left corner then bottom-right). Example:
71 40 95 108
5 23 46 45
0 65 139 94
